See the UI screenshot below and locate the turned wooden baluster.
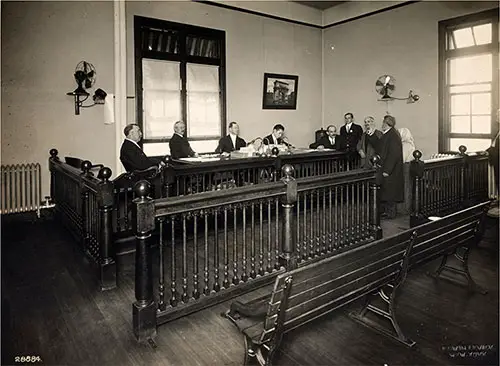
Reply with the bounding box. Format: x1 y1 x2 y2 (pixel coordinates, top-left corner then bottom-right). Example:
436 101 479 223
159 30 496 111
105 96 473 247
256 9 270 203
280 164 298 270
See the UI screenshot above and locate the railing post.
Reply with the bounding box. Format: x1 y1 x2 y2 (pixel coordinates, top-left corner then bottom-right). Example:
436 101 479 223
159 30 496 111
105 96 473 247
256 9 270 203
279 164 298 270
80 161 93 256
49 149 59 201
132 180 157 342
97 167 117 291
370 155 383 239
459 145 469 208
410 150 425 227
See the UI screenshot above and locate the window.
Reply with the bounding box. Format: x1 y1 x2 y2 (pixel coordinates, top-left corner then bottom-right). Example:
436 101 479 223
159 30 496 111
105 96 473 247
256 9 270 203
439 8 499 152
134 16 226 155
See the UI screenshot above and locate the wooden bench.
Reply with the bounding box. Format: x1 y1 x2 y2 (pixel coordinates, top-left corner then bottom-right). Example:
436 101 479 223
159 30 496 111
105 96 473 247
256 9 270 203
223 201 490 366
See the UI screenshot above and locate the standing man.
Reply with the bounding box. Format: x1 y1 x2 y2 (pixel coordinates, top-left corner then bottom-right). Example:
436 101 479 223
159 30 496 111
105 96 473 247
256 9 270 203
358 116 383 168
169 121 198 159
339 112 363 152
120 124 164 172
263 124 291 146
377 115 404 219
309 125 340 150
216 121 247 154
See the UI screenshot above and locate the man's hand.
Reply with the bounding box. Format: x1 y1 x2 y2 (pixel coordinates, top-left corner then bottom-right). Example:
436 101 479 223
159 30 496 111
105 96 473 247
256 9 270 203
383 172 389 177
194 152 199 157
317 145 325 150
359 150 366 158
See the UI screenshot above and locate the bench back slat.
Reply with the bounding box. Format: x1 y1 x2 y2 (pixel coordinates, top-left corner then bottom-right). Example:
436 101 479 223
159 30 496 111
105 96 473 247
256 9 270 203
260 230 416 341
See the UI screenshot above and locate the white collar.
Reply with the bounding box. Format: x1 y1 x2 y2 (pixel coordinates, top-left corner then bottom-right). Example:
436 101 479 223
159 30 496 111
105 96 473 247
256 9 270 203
125 138 141 149
175 132 184 138
383 127 392 134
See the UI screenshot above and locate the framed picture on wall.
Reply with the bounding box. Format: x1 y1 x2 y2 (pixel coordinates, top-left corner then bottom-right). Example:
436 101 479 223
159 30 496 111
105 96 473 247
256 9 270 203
262 73 299 110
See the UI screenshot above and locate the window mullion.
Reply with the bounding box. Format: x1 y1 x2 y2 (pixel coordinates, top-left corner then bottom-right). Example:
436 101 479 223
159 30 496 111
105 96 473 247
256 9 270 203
179 31 188 138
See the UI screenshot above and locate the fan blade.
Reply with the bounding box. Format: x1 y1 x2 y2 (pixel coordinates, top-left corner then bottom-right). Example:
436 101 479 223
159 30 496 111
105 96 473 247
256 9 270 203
83 61 88 74
376 80 385 87
386 84 395 91
87 71 94 78
383 75 391 86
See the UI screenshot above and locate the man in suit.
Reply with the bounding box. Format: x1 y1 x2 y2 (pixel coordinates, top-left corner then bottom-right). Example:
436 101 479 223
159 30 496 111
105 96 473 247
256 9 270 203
339 112 363 152
377 115 404 219
169 121 198 159
120 124 163 172
358 116 383 168
309 125 340 150
215 122 247 154
263 124 292 146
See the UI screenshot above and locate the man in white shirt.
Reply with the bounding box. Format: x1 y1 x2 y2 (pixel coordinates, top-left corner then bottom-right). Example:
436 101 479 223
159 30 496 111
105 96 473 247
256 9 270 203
216 122 247 154
339 112 363 152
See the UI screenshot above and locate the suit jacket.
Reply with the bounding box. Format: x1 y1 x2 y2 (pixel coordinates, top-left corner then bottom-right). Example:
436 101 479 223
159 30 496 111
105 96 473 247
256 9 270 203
357 130 383 168
263 134 291 147
339 123 363 152
309 135 340 150
377 128 404 203
169 133 196 159
120 139 160 172
215 135 247 154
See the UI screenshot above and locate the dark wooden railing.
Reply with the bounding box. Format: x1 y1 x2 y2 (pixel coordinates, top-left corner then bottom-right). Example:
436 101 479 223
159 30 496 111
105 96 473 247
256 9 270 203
410 146 490 226
49 149 116 290
131 164 381 341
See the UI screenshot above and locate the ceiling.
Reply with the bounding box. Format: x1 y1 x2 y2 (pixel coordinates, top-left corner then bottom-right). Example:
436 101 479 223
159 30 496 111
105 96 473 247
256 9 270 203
293 1 347 10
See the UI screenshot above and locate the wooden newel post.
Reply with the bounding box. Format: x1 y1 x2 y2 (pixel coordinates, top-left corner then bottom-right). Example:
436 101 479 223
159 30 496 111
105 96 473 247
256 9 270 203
280 164 298 270
409 150 425 227
369 155 383 239
459 145 469 208
49 149 59 200
132 180 157 342
97 167 116 291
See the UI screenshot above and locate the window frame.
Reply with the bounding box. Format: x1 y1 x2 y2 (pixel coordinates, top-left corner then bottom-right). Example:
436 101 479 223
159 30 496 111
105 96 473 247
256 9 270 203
134 16 227 148
438 8 499 152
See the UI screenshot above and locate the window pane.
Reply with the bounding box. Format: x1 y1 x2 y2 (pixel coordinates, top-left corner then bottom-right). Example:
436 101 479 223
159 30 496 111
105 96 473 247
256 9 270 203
471 115 491 134
449 138 490 152
471 93 491 114
472 23 492 45
447 33 455 50
187 92 221 137
187 64 221 138
143 90 181 138
186 36 220 58
450 94 470 115
143 59 180 90
449 54 492 84
143 142 170 157
451 116 470 133
453 28 474 48
449 84 491 93
190 140 219 154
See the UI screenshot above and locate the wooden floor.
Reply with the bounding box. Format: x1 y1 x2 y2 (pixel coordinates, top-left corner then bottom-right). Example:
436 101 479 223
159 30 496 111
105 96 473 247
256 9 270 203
2 211 498 366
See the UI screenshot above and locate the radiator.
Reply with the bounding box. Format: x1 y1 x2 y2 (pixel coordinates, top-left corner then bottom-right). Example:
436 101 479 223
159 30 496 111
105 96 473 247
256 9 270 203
1 163 43 217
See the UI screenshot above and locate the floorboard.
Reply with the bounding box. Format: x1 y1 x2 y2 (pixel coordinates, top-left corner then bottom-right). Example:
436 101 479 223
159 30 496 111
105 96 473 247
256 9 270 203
1 212 497 366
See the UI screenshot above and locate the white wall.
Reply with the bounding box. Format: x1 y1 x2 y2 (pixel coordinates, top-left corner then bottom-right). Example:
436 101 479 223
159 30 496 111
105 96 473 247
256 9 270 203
126 1 323 148
1 1 114 197
322 1 498 157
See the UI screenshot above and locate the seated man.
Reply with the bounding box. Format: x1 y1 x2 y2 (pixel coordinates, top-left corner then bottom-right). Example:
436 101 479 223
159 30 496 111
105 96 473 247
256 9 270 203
216 121 247 154
169 121 198 159
263 124 291 146
120 124 163 172
309 125 340 150
357 116 382 168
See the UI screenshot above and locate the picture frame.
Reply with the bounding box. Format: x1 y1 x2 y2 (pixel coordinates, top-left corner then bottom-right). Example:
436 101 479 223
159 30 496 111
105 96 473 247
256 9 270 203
262 73 299 110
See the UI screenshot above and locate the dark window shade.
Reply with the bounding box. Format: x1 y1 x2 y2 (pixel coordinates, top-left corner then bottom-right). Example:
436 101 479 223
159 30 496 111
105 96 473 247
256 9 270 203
141 28 179 54
186 36 220 59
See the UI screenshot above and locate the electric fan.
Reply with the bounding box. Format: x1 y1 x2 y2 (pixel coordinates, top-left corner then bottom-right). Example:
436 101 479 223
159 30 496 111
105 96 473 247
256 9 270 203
375 75 396 100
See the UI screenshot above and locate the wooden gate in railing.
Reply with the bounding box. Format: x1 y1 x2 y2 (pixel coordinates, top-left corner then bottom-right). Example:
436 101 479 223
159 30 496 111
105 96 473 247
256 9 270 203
409 147 490 226
131 164 381 341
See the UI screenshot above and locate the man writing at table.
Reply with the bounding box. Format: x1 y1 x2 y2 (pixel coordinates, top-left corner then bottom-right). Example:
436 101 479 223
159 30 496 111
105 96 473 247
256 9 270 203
309 125 340 150
169 120 198 159
263 124 292 147
216 121 247 154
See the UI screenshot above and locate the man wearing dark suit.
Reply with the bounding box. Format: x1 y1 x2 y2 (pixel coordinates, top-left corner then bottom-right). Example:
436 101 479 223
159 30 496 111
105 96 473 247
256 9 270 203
309 125 340 150
169 121 197 160
263 124 292 147
358 116 383 168
120 124 163 172
216 122 247 154
377 115 404 219
339 112 363 152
